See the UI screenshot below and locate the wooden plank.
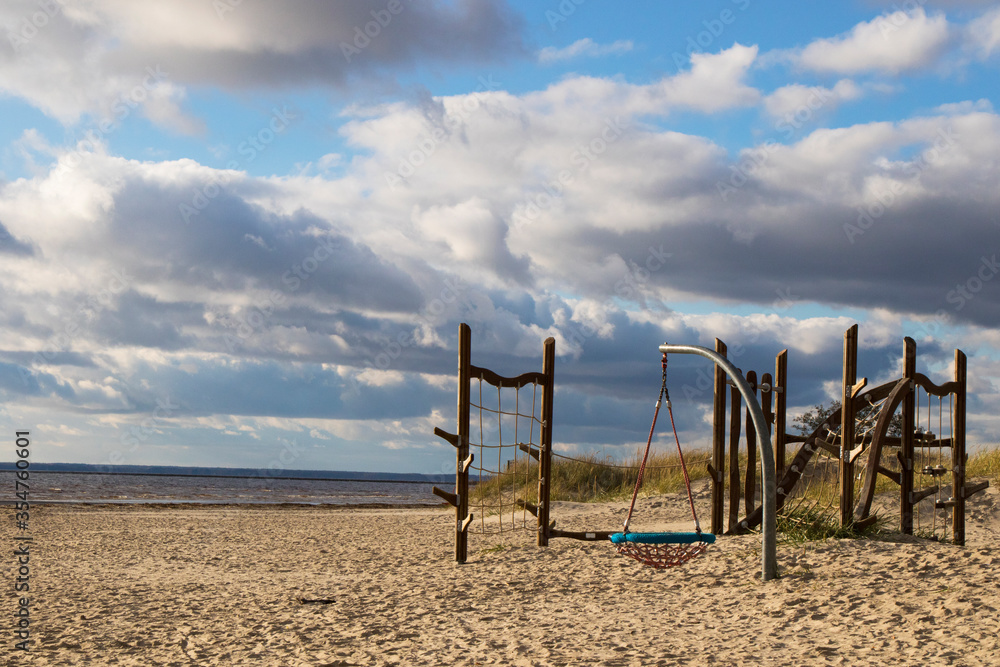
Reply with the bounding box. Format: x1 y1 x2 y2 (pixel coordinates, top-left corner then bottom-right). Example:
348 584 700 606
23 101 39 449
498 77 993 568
900 337 916 535
518 443 540 460
952 349 967 546
549 529 616 541
744 371 758 518
456 323 472 563
876 465 902 485
912 373 963 398
515 499 539 517
840 324 859 527
774 351 788 480
965 480 989 498
432 486 459 507
537 336 556 547
434 427 459 447
727 377 742 533
469 365 548 390
910 485 939 504
711 339 727 535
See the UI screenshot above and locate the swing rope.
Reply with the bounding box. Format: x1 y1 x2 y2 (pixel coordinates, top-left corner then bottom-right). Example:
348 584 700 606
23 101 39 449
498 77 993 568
612 352 713 569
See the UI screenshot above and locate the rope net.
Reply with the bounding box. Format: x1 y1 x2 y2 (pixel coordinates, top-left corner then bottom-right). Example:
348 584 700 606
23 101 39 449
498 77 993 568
613 541 710 570
467 376 541 535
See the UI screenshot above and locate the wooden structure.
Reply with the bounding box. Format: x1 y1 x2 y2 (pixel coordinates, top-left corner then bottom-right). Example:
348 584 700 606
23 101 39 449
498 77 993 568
719 326 987 545
432 323 555 562
435 323 988 566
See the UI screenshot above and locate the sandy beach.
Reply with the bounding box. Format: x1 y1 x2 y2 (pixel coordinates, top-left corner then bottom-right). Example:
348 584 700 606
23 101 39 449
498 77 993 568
3 481 999 666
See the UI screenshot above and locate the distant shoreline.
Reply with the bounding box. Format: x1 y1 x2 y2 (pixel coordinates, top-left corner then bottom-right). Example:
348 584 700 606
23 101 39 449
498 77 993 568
0 469 448 485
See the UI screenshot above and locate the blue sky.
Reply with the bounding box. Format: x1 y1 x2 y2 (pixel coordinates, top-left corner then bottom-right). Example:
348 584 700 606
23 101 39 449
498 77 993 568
1 0 999 474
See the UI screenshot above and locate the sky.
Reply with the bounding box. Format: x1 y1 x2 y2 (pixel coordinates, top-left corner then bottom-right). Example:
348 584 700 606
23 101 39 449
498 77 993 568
1 0 999 475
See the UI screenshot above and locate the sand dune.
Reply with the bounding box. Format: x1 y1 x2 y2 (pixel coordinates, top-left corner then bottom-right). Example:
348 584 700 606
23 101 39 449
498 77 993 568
2 482 998 666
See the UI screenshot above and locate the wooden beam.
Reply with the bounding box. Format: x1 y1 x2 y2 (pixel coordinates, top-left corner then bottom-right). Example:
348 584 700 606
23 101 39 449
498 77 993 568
775 350 788 481
548 529 616 541
456 323 472 563
910 485 939 504
432 486 459 507
537 336 556 547
840 324 859 527
744 370 758 518
518 443 540 460
515 499 539 517
711 339 727 535
434 427 459 447
952 349 967 546
900 337 916 534
727 377 742 533
965 480 990 498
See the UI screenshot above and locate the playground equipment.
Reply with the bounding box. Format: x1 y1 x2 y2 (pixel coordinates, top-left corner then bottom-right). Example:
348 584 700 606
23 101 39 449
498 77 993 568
610 351 717 569
433 323 987 576
730 325 987 545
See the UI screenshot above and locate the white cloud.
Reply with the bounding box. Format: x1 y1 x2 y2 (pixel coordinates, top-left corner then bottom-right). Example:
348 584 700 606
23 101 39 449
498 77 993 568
538 38 633 64
968 6 1000 58
763 79 863 120
796 8 950 74
0 0 525 130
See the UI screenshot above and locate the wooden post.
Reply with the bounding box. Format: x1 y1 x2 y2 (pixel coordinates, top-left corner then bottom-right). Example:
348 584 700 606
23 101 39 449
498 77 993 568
710 339 727 535
900 337 916 534
774 351 788 480
537 337 556 547
727 378 742 533
840 325 859 527
744 371 758 517
952 349 967 546
455 324 473 562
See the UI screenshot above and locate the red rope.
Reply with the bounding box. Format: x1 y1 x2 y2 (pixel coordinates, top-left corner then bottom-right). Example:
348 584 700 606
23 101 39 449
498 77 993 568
667 398 701 533
621 352 703 536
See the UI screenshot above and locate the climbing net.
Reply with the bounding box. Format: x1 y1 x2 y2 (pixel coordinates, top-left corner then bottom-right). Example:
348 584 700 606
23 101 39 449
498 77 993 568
467 376 542 534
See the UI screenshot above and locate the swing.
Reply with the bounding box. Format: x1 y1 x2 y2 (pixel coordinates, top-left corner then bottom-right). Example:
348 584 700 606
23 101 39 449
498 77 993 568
610 352 715 569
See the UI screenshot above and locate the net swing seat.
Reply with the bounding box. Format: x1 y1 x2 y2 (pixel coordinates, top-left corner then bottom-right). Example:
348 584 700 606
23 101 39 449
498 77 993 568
610 351 714 569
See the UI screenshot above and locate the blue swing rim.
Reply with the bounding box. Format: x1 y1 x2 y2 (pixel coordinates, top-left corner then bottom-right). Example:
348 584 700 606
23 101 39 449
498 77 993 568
609 531 716 545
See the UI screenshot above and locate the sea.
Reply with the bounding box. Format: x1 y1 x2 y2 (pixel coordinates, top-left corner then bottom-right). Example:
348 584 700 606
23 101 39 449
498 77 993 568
0 463 454 507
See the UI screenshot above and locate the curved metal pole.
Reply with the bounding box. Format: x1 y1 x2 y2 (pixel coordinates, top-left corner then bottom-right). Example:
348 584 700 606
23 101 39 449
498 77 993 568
659 343 778 582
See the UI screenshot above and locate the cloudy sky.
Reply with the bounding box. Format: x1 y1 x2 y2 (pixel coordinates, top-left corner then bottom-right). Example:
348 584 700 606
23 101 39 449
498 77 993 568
1 0 998 474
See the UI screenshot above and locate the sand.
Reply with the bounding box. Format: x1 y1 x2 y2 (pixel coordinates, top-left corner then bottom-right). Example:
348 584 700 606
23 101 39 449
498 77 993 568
2 482 999 666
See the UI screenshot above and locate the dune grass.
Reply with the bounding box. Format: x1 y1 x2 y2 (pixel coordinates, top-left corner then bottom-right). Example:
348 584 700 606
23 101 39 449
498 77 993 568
967 446 1000 482
470 449 712 506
